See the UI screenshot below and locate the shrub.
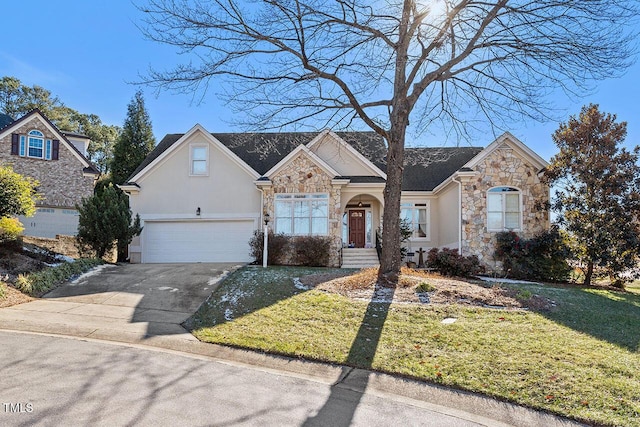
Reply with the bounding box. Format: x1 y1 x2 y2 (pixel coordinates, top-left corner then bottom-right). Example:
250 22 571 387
494 228 572 282
416 282 435 293
14 258 103 296
0 217 24 243
248 230 290 265
427 248 484 278
293 235 332 266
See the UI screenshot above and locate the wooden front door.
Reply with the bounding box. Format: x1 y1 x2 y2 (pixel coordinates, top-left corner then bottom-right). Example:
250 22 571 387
348 210 366 248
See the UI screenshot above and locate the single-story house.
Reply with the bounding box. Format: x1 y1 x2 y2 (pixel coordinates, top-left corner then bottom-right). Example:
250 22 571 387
0 110 99 238
120 125 549 267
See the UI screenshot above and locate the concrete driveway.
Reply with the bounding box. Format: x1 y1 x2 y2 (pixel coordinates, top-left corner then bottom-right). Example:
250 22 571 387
0 263 240 342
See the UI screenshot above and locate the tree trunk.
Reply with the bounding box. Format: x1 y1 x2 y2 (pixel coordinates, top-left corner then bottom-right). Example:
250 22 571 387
378 123 408 285
584 260 594 286
376 0 412 286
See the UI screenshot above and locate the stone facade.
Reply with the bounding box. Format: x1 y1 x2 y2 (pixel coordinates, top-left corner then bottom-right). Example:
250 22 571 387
0 116 95 208
262 152 343 267
459 143 549 269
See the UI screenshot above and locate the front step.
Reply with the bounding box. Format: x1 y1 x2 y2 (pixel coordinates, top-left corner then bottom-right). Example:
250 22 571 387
342 248 380 269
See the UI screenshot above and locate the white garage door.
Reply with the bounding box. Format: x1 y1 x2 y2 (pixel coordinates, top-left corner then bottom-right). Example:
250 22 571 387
143 220 255 263
19 208 80 238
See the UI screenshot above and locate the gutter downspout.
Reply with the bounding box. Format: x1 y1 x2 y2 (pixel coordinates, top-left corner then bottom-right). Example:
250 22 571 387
452 177 462 255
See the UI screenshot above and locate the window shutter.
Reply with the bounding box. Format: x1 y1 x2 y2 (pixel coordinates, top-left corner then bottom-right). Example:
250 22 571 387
11 133 19 155
52 139 60 160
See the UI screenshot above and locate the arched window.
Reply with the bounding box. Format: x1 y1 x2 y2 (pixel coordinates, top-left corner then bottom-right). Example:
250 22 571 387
487 187 521 231
25 130 52 159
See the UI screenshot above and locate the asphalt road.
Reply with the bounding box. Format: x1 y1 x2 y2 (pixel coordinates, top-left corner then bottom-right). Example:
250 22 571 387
0 331 485 427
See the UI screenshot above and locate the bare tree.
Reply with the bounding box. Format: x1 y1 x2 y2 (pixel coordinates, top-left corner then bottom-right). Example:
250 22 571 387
138 0 638 284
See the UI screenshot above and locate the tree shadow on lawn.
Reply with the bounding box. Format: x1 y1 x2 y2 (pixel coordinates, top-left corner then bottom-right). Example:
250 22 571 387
185 265 396 427
303 282 394 427
527 283 640 352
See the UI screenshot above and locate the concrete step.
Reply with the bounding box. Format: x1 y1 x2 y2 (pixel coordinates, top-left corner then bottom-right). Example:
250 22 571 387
342 248 379 268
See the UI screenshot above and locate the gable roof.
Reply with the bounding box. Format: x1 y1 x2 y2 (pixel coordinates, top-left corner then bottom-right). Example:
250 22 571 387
0 109 99 175
128 124 260 183
129 131 388 182
464 131 548 171
263 143 341 178
128 129 519 191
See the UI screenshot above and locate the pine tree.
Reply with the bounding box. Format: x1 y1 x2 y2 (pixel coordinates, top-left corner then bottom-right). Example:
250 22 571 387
76 184 142 260
111 90 155 185
545 104 640 287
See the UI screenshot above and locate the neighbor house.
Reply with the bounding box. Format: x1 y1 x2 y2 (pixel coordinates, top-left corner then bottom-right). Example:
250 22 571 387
120 126 549 268
0 110 99 238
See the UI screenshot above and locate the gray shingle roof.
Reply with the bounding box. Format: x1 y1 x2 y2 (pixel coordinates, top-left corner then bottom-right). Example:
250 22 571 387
128 131 482 191
0 113 15 130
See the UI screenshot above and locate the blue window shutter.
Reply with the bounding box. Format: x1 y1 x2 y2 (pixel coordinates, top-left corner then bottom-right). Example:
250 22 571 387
19 135 25 156
52 139 60 160
45 139 52 160
10 133 18 155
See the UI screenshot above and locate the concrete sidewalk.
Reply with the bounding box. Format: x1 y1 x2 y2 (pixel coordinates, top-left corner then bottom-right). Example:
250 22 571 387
0 264 585 427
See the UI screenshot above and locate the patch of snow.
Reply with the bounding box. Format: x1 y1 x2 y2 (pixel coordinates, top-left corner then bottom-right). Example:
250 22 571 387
157 286 179 292
70 264 115 285
478 276 540 285
208 270 230 287
55 255 75 263
441 318 457 324
224 308 234 321
293 277 311 291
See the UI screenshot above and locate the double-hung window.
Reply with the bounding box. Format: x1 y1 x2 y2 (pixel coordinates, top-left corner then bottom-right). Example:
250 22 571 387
190 145 208 175
275 194 328 235
400 202 429 239
487 187 521 231
24 130 52 160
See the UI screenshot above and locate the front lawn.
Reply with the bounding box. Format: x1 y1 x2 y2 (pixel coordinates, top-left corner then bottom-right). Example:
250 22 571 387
187 266 640 427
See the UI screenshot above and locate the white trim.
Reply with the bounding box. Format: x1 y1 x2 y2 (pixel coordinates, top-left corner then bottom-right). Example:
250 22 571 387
264 144 340 178
400 200 431 241
464 132 548 171
486 186 523 232
128 124 260 183
139 213 260 221
273 192 330 236
189 143 209 176
306 129 387 179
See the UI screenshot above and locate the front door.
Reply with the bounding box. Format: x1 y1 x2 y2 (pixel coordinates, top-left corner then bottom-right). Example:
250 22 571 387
348 210 366 248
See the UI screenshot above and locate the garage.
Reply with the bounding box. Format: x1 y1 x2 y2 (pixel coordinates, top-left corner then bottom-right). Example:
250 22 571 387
142 220 255 263
19 207 80 238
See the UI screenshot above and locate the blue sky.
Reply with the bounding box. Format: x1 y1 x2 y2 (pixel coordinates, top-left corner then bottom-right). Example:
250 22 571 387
2 1 639 162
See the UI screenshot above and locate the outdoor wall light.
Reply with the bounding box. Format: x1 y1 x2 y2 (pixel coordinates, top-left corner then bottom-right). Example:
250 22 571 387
264 212 270 225
196 207 201 216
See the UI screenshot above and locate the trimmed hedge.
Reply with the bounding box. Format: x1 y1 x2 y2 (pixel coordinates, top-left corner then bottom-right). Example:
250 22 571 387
15 258 104 297
249 232 333 267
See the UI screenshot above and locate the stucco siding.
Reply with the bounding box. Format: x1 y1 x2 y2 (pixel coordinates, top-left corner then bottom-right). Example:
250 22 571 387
130 134 261 217
437 182 460 248
310 135 378 176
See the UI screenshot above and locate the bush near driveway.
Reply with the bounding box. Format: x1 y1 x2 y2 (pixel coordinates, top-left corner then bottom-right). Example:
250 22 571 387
188 266 640 427
15 258 103 297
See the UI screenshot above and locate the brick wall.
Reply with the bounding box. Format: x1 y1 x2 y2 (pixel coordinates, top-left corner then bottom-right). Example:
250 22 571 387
0 116 95 208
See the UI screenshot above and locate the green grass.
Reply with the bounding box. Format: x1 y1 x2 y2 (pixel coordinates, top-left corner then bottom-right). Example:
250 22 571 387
188 266 640 426
15 258 104 296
